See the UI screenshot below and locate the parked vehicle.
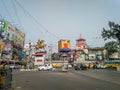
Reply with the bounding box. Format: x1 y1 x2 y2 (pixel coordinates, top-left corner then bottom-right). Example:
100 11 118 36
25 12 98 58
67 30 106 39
61 64 68 72
74 63 87 70
103 60 120 69
96 64 106 69
68 64 72 69
52 63 62 68
38 64 53 71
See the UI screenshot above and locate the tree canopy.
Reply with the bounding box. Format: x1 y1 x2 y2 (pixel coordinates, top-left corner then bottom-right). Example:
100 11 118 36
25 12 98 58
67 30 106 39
101 21 120 41
104 41 119 56
101 21 120 56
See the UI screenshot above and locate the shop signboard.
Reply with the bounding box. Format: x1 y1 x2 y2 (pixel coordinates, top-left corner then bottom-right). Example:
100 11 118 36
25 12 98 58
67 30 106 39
95 54 102 60
89 54 95 60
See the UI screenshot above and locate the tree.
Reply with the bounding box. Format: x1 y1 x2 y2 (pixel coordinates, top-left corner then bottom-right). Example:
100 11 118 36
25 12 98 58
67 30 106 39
104 41 119 59
52 52 61 60
101 21 120 56
102 21 120 41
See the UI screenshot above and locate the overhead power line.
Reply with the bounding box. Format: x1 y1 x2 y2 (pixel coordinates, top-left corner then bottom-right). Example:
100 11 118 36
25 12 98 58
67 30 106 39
0 13 3 19
12 0 22 28
14 0 60 40
1 0 14 22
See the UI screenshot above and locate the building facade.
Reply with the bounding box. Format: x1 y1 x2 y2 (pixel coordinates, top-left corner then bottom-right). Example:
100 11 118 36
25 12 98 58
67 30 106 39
74 35 105 63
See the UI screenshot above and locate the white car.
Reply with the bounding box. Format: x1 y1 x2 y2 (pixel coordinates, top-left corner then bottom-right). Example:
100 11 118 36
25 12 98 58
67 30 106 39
38 64 53 71
96 64 106 69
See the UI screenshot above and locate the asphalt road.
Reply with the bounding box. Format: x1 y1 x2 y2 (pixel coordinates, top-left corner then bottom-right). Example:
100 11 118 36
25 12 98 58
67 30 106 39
12 69 120 90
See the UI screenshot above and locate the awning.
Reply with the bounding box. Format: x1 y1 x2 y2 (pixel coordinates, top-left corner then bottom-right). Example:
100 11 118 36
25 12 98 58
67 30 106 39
32 52 46 56
59 48 71 52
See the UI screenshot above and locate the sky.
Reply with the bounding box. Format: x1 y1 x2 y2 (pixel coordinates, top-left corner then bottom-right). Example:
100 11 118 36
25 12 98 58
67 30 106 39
0 0 120 52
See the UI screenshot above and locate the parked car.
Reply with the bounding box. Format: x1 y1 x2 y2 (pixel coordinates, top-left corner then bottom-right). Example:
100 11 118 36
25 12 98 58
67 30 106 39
38 64 53 71
96 64 106 69
74 63 87 70
68 64 72 69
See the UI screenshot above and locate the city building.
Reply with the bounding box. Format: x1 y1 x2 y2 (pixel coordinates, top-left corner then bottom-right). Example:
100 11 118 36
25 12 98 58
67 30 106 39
74 34 105 64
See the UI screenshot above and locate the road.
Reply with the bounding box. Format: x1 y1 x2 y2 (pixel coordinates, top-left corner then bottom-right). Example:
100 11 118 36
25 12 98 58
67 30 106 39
12 69 120 90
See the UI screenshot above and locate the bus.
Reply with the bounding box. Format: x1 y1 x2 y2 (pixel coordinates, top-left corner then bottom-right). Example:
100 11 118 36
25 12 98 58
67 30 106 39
103 60 120 68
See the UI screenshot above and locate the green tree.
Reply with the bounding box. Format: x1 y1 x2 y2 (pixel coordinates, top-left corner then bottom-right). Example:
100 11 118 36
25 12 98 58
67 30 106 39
52 52 61 60
102 21 120 41
101 21 120 55
104 41 119 59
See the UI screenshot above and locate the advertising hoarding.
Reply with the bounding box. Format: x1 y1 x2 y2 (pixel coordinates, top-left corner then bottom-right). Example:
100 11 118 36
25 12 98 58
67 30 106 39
58 39 70 51
8 24 25 47
0 19 25 48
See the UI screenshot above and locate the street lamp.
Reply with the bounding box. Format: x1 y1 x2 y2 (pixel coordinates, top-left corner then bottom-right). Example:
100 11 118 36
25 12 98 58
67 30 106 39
48 44 52 64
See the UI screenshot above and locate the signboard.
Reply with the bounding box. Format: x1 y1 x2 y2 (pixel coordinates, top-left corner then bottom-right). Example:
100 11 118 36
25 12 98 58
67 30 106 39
35 40 45 49
34 56 44 65
58 39 70 51
89 54 95 60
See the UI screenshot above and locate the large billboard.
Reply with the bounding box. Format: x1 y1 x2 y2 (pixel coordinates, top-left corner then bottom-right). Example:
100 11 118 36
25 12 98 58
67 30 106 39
58 39 70 52
0 19 25 47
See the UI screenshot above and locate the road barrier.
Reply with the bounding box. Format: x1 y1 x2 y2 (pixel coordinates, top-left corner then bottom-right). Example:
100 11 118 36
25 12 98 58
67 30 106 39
0 67 12 90
20 69 37 71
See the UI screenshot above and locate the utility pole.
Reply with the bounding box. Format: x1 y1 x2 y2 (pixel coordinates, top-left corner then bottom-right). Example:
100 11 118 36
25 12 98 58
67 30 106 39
48 44 52 64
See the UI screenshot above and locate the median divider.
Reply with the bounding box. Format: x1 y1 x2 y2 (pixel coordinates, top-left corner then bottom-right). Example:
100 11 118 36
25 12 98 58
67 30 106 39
20 69 38 71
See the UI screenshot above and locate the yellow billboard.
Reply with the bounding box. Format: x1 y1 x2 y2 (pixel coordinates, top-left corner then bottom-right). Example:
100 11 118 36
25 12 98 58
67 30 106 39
0 41 4 52
36 40 45 49
58 39 70 51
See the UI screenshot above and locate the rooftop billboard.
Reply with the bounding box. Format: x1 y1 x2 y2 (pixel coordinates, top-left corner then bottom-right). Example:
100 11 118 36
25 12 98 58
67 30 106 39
58 39 71 52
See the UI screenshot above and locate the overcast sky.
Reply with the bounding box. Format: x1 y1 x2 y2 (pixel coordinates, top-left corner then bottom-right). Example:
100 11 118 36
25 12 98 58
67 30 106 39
0 0 120 52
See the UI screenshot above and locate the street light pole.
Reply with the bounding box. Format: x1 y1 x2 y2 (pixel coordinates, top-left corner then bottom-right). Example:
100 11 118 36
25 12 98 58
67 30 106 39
48 44 52 64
